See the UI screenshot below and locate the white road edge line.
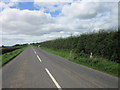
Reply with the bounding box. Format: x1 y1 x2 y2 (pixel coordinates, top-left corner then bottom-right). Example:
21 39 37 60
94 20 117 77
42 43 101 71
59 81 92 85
37 55 42 62
45 68 62 90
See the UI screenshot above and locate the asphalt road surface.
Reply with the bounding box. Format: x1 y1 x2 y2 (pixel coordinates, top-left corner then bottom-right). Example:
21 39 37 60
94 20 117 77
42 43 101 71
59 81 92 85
2 46 119 89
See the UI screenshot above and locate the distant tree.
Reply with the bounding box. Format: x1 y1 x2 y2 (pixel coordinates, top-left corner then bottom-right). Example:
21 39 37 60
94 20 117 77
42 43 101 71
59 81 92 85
2 45 5 47
14 44 20 46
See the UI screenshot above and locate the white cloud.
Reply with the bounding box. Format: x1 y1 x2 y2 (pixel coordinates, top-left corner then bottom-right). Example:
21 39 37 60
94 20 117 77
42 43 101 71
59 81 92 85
61 1 118 30
0 1 118 46
61 2 114 19
34 2 68 12
34 0 74 3
1 8 56 35
0 2 15 9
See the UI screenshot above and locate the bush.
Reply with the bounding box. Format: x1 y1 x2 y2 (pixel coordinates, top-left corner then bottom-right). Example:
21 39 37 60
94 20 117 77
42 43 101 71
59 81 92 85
36 29 119 63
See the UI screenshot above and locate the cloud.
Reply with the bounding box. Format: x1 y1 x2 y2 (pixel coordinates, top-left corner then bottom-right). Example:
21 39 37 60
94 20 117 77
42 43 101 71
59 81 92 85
0 2 14 10
0 0 20 10
0 1 118 46
34 0 73 3
61 1 118 31
61 2 115 19
34 1 68 13
1 8 56 36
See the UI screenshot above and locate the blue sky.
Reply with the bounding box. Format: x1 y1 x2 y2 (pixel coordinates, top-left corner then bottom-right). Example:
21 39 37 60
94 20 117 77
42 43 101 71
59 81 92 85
0 0 118 46
10 2 63 17
45 9 61 17
11 2 39 10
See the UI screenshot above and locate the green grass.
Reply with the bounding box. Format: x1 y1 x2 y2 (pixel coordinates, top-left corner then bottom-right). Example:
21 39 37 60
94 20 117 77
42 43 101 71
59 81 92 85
0 48 25 67
41 47 119 77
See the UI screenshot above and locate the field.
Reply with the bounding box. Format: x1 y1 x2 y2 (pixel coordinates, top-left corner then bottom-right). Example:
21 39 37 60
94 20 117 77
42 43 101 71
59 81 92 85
0 48 19 55
0 44 27 67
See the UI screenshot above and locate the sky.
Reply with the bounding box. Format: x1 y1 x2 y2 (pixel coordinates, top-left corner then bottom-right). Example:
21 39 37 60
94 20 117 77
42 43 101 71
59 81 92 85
0 0 119 46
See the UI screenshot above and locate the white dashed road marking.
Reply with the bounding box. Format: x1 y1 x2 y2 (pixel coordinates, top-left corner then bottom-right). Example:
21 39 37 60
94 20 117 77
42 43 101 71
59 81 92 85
32 48 42 62
32 47 62 89
45 68 62 90
37 55 42 62
34 51 37 54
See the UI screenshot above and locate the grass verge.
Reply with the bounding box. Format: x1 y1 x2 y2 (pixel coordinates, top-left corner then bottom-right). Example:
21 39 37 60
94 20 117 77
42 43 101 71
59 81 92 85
41 47 119 77
0 48 25 67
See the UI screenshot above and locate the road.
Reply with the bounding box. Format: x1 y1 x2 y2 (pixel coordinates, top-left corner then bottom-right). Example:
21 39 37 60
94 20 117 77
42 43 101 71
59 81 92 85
2 46 119 89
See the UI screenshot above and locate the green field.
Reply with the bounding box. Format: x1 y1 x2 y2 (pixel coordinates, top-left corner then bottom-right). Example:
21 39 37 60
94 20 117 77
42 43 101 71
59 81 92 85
0 46 26 67
41 47 119 77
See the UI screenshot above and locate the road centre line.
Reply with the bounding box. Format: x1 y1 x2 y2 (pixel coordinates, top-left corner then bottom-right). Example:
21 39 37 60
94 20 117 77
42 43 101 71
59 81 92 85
32 47 62 89
32 48 37 55
32 48 36 53
45 68 62 90
32 48 61 89
34 51 37 54
32 48 42 62
37 55 42 62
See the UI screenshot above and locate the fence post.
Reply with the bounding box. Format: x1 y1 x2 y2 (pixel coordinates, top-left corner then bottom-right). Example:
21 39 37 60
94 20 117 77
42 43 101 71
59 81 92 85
90 52 93 58
38 45 40 47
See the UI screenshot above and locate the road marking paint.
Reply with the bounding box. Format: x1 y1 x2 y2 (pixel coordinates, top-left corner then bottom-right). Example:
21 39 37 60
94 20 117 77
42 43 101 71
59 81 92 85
34 51 37 54
32 48 36 53
45 68 62 90
32 49 37 55
37 55 42 62
32 48 42 62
